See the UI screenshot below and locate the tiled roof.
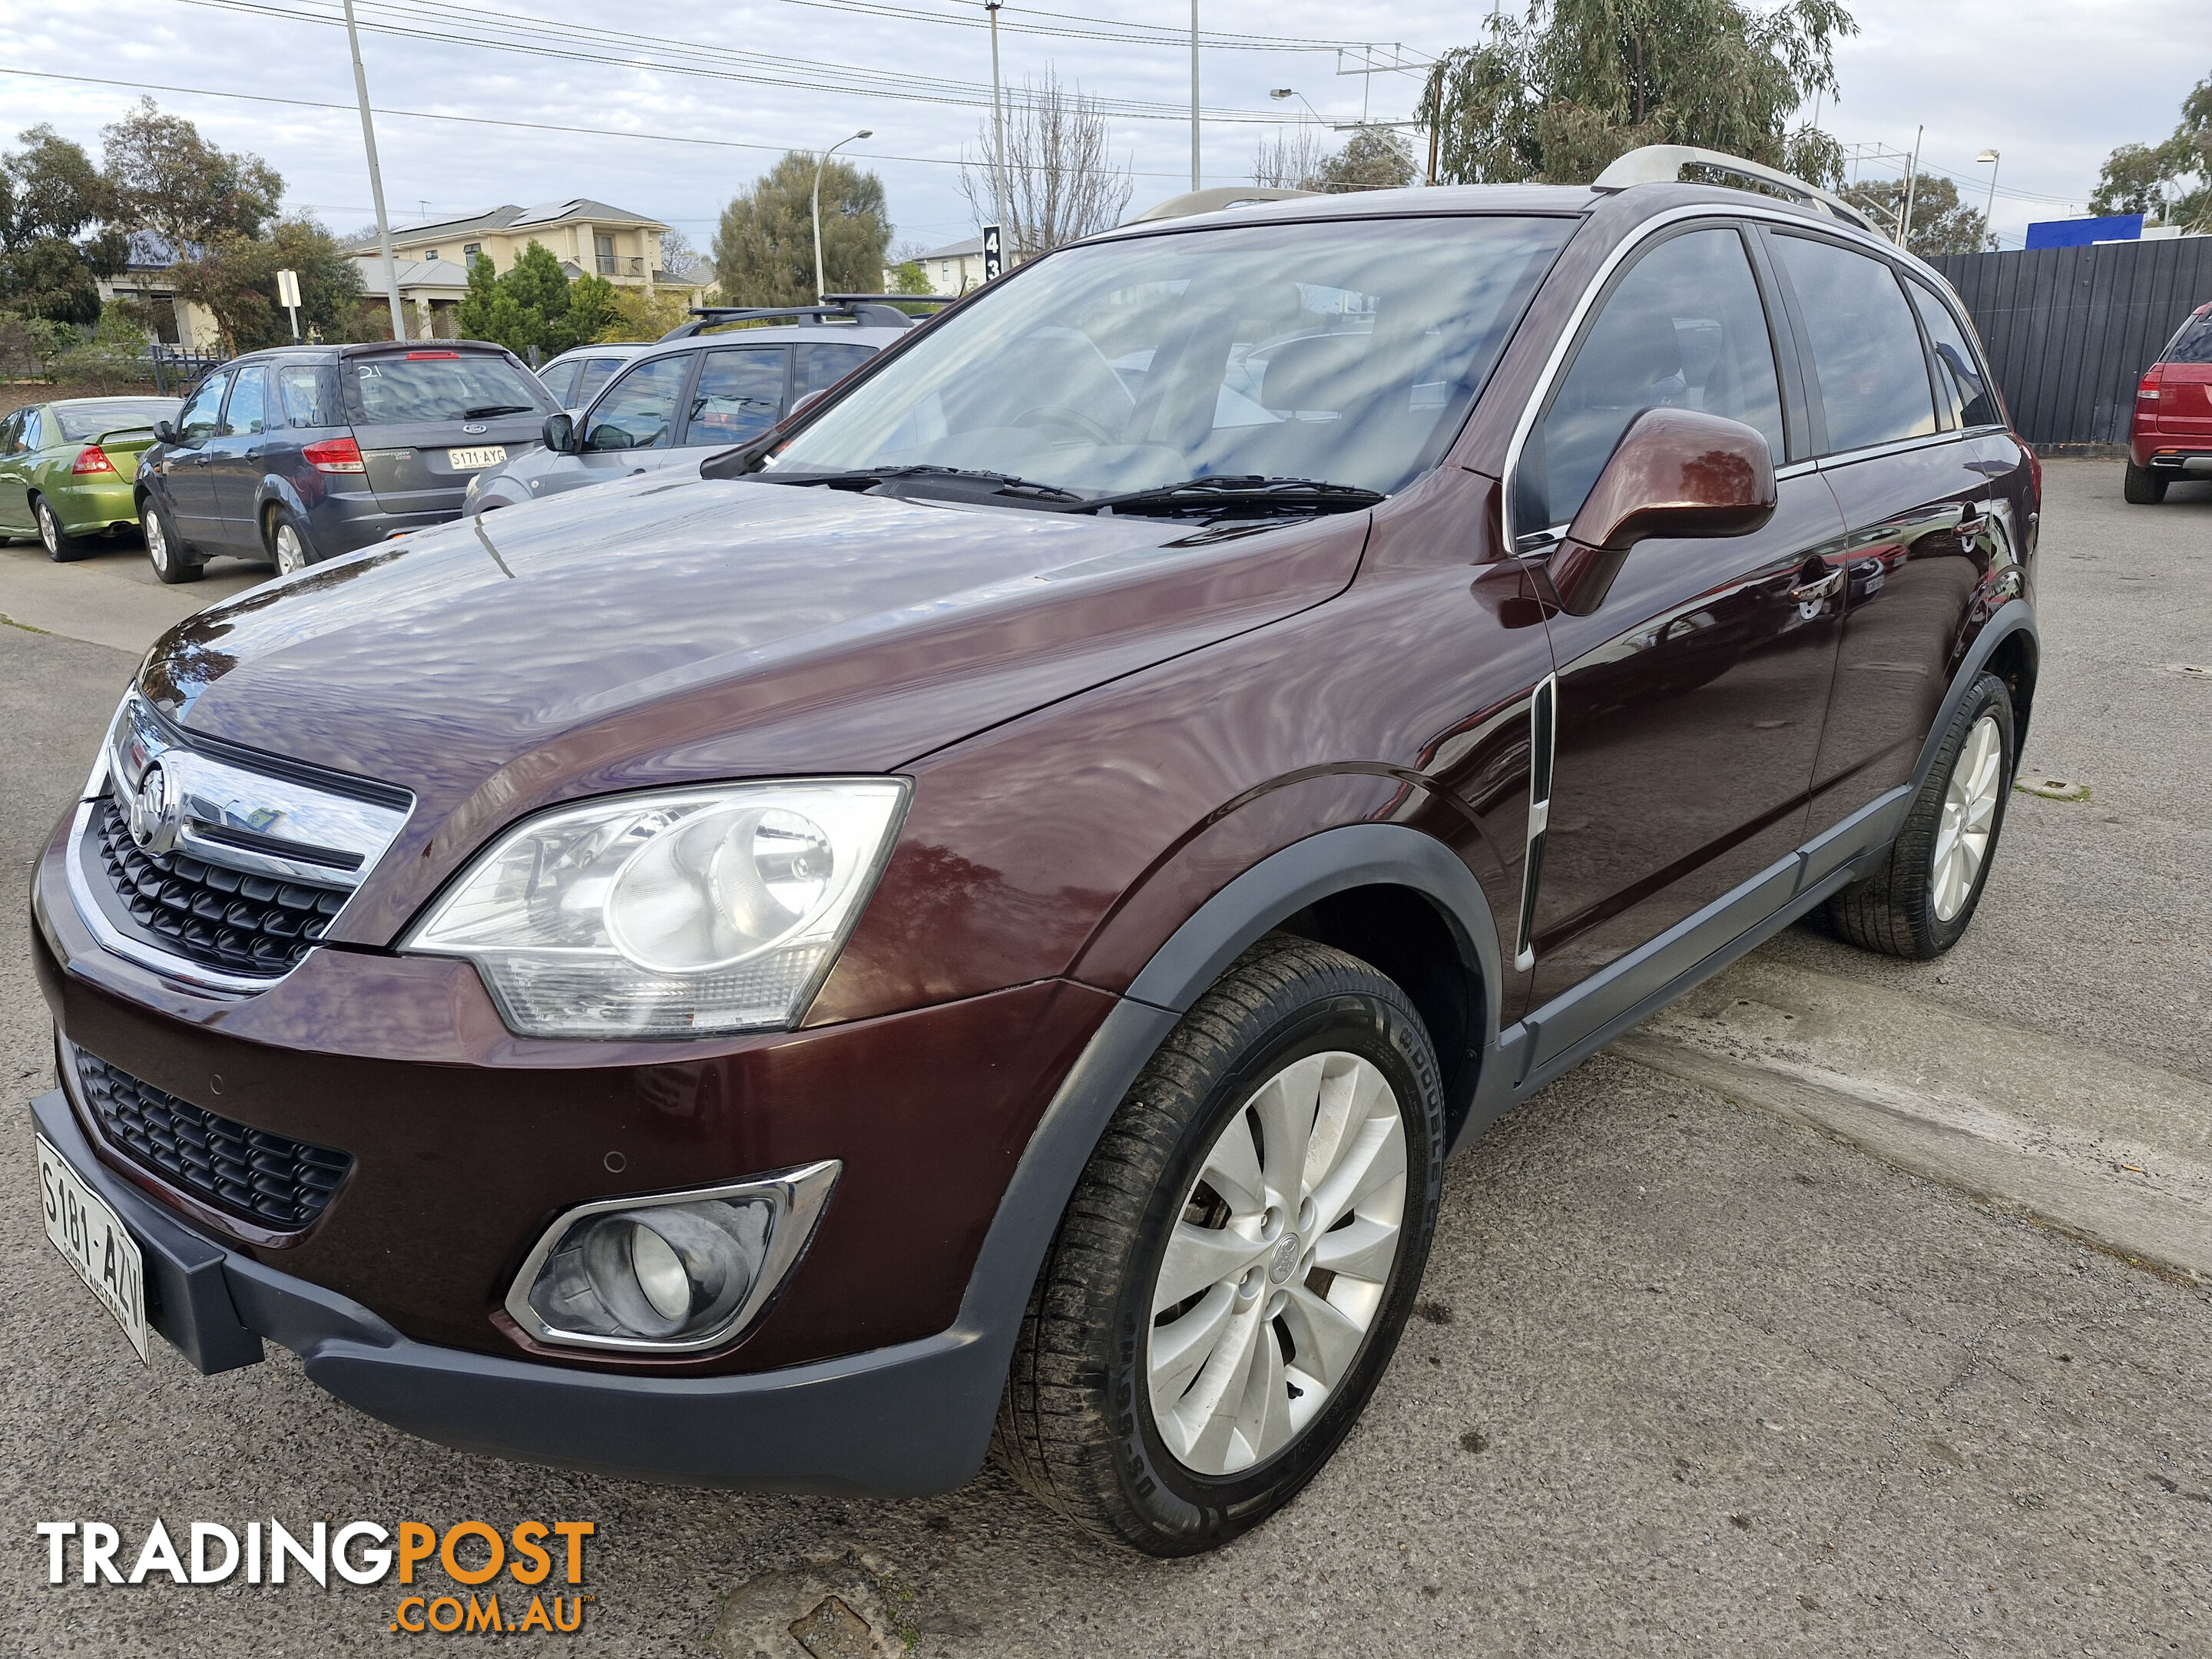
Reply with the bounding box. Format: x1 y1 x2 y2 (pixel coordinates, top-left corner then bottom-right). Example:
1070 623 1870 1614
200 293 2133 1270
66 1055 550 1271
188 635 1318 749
919 236 985 260
511 198 670 230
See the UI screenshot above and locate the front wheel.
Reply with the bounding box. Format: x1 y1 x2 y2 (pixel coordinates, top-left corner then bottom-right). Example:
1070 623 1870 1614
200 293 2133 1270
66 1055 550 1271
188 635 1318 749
36 497 92 562
995 935 1444 1555
1829 671 2015 959
142 498 203 584
2123 462 2167 505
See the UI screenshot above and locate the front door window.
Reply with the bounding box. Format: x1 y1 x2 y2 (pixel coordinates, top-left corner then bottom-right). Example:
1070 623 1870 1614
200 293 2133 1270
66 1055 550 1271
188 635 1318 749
581 357 689 452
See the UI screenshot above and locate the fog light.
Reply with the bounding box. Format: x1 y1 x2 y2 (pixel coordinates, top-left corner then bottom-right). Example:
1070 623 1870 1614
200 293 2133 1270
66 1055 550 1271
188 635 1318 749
507 1161 839 1353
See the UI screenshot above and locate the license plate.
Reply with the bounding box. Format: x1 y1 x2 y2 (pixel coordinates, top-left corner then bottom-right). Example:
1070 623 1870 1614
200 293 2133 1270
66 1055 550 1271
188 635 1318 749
37 1134 149 1363
447 445 507 470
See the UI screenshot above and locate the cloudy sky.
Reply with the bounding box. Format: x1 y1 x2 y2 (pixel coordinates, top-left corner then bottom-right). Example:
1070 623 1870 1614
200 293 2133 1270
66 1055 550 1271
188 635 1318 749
0 0 2204 261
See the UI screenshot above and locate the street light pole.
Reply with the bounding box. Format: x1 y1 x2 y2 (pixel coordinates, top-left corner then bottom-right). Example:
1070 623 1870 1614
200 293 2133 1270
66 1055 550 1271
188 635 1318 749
1190 0 1200 192
813 129 873 303
1975 149 2001 248
985 0 1009 247
1899 124 1924 252
341 0 407 342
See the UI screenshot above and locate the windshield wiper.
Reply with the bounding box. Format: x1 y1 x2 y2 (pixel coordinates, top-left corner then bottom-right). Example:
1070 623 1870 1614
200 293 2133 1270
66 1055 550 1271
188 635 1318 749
753 464 1084 502
1048 475 1385 518
460 404 535 419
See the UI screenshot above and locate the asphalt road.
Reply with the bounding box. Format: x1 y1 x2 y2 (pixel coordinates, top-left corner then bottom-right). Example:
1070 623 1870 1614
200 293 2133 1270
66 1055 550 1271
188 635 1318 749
1 463 2207 1657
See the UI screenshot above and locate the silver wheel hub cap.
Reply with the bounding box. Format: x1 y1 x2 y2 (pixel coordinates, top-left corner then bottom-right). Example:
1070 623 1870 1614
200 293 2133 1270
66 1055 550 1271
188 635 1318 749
1146 1051 1407 1477
1932 712 2003 922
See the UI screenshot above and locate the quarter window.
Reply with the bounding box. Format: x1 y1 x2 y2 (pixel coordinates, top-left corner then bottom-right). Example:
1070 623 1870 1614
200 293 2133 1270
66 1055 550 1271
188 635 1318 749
276 365 335 428
581 356 689 452
177 372 231 444
1769 234 1937 454
797 342 873 399
684 347 786 446
1518 225 1784 534
1906 283 1997 429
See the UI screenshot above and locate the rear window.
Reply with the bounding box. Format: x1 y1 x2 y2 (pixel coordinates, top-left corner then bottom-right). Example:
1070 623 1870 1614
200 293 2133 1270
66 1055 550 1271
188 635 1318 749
2164 308 2212 366
345 352 551 426
55 400 178 441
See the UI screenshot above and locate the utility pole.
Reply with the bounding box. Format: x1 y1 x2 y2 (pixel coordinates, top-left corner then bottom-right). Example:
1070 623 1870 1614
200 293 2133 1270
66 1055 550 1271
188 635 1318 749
1899 124 1923 252
1190 0 1200 192
985 0 1009 249
342 0 407 343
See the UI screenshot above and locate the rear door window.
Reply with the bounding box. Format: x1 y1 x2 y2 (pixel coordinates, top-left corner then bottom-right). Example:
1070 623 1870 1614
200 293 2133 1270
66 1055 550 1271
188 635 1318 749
1769 234 1938 454
220 366 267 436
1906 283 1998 429
346 352 548 425
1518 224 1785 533
684 347 787 446
177 372 230 443
581 356 690 452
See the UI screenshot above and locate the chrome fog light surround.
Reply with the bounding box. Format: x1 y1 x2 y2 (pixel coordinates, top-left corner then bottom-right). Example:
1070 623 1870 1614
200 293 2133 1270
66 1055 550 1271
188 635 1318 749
505 1161 840 1354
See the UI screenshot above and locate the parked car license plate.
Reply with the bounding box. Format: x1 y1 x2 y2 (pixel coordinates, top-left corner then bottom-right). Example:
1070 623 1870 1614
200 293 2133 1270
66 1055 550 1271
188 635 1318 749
447 445 507 470
36 1133 149 1362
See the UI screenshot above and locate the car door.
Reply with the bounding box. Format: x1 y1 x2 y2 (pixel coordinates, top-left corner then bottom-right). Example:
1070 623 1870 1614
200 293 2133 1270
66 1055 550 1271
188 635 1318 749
1513 220 1850 1013
574 353 698 485
204 363 269 551
677 346 789 449
1758 230 2014 833
0 410 32 534
157 369 230 541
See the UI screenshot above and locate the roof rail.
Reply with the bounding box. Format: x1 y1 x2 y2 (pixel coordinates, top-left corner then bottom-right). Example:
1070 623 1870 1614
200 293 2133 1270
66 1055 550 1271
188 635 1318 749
1127 186 1323 225
1592 145 1884 240
660 300 931 339
820 293 955 308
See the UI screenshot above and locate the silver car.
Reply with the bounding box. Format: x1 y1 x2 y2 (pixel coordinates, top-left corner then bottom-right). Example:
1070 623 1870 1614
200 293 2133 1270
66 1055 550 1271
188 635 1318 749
469 316 909 515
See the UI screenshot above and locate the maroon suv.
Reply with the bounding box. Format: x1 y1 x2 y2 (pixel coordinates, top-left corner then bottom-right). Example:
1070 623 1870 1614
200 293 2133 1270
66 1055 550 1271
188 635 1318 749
30 154 2038 1556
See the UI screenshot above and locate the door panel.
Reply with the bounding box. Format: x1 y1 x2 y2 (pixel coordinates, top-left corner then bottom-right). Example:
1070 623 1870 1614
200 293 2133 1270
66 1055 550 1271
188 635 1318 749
206 364 269 550
1807 439 2004 827
1527 475 1849 1005
162 370 230 540
0 410 31 532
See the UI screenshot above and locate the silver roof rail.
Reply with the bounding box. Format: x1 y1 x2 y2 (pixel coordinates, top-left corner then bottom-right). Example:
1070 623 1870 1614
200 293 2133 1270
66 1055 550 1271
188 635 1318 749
1592 145 1884 240
1127 186 1323 225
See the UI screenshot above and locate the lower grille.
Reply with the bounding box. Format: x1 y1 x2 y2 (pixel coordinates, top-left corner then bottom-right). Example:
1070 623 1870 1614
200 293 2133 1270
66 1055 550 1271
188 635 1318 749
73 1049 353 1230
91 794 346 978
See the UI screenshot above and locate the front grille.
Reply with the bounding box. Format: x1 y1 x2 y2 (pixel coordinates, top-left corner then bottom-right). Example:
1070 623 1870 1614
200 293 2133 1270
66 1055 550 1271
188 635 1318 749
91 795 347 978
74 1050 353 1230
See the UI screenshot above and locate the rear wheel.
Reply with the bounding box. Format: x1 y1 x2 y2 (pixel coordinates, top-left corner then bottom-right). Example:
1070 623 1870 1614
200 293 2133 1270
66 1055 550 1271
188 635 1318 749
268 508 315 576
35 496 92 562
2123 462 2167 504
142 498 203 584
994 935 1444 1555
1829 672 2015 959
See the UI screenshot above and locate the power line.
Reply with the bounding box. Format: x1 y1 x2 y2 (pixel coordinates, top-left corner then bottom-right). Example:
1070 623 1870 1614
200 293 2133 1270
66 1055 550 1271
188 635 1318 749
762 0 1374 51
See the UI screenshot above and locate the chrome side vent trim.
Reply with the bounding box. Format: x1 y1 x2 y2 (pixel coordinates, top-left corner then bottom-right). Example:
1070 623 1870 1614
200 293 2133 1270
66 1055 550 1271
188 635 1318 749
1513 674 1557 972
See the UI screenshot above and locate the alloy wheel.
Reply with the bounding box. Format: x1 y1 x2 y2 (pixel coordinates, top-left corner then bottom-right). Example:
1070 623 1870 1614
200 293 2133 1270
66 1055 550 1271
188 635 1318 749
1147 1050 1407 1477
145 511 170 571
274 521 308 575
37 500 59 555
1932 711 2003 922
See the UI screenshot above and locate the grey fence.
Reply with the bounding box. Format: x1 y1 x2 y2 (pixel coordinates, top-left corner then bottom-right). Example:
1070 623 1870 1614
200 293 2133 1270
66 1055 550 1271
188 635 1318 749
1927 238 2212 447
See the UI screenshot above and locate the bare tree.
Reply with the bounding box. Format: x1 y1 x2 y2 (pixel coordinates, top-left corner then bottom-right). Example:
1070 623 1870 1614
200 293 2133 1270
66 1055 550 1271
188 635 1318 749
1251 127 1329 190
959 68 1132 260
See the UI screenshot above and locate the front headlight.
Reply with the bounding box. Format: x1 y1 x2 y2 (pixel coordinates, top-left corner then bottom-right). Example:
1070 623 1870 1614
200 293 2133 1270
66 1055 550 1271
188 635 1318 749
404 780 908 1038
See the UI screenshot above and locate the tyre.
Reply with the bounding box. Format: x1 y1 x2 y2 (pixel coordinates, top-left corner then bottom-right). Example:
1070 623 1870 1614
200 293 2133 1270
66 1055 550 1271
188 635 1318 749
1828 671 2015 959
995 935 1444 1555
142 498 204 584
267 508 316 576
2123 462 2167 505
35 496 93 562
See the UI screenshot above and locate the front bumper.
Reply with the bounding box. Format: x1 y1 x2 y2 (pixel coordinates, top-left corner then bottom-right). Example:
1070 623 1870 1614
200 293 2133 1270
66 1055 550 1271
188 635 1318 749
30 1087 1007 1494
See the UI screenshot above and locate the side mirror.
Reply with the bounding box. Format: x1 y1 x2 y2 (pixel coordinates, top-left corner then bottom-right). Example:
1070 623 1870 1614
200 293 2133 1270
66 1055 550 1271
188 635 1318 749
154 419 177 443
541 412 576 455
1548 408 1777 616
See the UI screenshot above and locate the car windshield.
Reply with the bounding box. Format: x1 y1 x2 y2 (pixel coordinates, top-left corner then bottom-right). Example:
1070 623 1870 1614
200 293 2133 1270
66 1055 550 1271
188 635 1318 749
2166 308 2212 366
346 352 551 425
55 400 178 441
763 215 1574 501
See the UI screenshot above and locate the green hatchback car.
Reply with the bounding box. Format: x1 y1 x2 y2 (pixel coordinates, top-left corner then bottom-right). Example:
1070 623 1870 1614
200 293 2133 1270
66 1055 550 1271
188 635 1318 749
0 396 181 561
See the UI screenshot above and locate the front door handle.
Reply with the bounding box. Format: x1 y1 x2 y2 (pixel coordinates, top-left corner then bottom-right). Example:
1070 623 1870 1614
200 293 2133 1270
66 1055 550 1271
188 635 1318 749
1788 568 1844 604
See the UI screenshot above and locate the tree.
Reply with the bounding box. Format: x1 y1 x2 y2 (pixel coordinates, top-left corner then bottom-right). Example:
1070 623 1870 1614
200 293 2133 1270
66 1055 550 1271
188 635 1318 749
658 228 702 275
1423 0 1855 187
2091 77 2211 233
1837 175 1988 257
172 218 369 353
0 125 128 326
888 258 933 295
1310 128 1417 193
453 241 615 355
1251 127 1329 190
715 151 892 305
959 69 1131 260
594 285 692 343
101 99 281 257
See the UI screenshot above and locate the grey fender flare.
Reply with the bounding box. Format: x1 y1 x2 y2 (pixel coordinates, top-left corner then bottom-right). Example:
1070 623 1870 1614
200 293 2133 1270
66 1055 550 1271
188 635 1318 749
928 823 1506 1481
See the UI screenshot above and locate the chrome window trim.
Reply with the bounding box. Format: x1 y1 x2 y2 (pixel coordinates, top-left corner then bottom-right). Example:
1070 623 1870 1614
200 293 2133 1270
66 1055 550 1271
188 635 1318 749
503 1160 843 1355
1498 202 1952 551
1811 429 1969 470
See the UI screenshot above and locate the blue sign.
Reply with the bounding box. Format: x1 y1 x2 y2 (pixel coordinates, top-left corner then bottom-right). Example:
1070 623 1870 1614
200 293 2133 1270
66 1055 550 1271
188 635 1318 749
2024 214 2144 250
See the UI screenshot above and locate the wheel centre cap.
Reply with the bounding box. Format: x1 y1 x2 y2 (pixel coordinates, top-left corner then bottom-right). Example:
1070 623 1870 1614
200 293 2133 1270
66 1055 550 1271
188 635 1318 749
1267 1230 1301 1284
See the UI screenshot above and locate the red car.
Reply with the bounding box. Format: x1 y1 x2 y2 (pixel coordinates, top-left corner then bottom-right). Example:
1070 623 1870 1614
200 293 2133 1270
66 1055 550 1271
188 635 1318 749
31 147 2038 1556
2126 300 2212 502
